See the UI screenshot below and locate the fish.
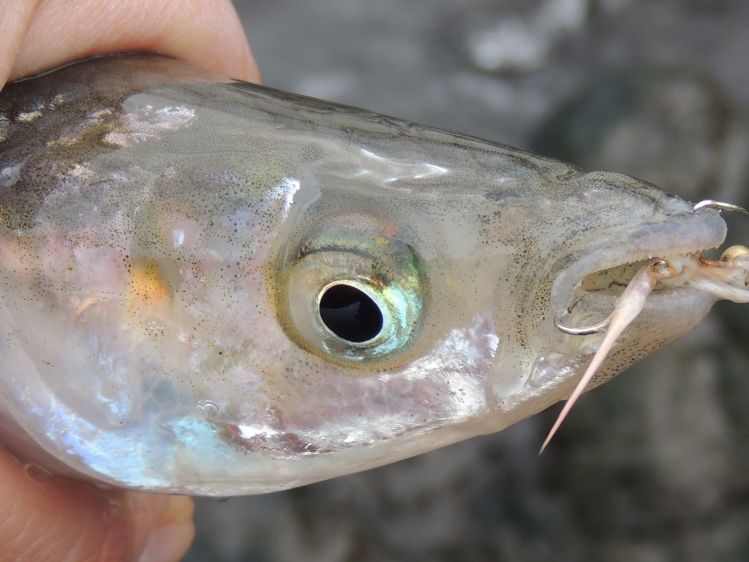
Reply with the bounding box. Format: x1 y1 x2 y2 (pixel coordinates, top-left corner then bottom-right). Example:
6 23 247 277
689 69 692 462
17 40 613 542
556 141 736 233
0 54 746 495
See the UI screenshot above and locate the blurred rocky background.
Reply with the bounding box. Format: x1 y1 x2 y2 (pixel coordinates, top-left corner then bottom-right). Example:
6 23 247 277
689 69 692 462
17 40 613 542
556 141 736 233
185 1 749 560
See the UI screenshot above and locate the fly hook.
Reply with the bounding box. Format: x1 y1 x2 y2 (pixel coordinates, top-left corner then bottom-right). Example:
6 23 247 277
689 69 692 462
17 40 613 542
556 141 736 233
694 200 749 214
553 314 609 335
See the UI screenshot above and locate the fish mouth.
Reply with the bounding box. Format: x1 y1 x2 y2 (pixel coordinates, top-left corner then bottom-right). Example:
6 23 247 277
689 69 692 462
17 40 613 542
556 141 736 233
550 207 728 320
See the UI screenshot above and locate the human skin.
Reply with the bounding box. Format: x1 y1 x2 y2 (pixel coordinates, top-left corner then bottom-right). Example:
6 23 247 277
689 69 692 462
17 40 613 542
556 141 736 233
0 0 260 90
0 1 260 560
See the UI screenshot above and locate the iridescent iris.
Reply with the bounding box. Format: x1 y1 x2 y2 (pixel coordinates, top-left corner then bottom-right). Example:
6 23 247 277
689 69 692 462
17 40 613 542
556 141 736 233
276 219 426 364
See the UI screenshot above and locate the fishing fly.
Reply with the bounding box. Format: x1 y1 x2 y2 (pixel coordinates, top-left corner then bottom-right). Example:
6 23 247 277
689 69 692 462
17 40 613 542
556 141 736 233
543 201 749 452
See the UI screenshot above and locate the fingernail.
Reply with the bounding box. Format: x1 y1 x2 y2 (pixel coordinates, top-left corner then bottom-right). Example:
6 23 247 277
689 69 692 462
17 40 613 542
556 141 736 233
138 496 195 562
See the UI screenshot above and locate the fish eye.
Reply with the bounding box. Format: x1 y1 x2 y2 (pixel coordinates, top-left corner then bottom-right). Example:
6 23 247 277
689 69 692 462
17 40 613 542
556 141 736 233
274 222 427 365
318 282 384 343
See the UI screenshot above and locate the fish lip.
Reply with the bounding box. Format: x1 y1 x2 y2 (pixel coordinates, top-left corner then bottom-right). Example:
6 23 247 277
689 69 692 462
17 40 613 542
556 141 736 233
549 208 728 314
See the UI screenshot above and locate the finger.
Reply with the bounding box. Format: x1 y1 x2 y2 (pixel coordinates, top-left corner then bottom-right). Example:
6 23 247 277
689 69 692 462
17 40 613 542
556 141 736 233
0 448 194 562
2 0 260 89
0 0 42 88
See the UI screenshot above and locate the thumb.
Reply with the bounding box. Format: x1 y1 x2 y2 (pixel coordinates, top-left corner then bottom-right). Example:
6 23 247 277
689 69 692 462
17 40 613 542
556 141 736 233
0 448 194 562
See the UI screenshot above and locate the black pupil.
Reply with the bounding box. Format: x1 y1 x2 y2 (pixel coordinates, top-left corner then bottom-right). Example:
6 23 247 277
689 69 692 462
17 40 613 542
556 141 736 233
319 284 384 343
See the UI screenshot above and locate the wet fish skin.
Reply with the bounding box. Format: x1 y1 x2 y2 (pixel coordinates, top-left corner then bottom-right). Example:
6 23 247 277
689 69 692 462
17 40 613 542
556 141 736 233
0 55 727 494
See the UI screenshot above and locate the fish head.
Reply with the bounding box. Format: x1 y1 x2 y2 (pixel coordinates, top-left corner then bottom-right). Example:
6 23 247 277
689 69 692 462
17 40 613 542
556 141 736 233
0 55 730 494
269 137 727 445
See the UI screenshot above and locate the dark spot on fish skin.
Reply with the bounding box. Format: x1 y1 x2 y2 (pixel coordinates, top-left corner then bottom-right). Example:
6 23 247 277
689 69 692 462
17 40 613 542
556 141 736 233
0 87 135 230
1 55 246 233
0 114 9 142
483 186 528 204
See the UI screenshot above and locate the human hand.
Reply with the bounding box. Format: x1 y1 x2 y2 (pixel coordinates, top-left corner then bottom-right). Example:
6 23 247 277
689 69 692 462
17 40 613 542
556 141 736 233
0 448 194 561
0 0 260 90
0 1 260 560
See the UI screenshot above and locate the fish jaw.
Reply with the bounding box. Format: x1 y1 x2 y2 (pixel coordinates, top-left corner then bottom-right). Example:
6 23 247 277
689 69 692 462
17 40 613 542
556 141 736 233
479 179 728 431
